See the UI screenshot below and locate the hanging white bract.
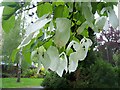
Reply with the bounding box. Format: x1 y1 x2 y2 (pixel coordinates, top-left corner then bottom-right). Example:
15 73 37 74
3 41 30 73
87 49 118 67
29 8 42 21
31 37 92 77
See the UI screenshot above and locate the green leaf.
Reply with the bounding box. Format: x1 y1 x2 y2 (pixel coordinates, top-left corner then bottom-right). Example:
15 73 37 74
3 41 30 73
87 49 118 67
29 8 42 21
52 0 65 6
2 6 16 20
97 2 105 15
2 15 15 33
63 5 69 17
67 2 73 12
1 2 19 7
11 49 19 62
54 18 71 48
75 2 81 11
54 5 69 19
37 3 52 18
43 39 53 49
82 2 94 25
22 41 34 64
22 49 31 64
80 29 89 37
91 2 98 14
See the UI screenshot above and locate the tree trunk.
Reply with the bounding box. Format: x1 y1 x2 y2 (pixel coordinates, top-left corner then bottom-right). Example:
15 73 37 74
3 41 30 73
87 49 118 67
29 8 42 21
16 50 22 82
17 67 21 82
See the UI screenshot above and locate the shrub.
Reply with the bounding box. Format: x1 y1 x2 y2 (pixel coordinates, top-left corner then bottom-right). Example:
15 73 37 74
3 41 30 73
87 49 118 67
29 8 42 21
42 59 119 88
89 59 119 88
21 68 46 78
42 72 71 88
21 69 36 78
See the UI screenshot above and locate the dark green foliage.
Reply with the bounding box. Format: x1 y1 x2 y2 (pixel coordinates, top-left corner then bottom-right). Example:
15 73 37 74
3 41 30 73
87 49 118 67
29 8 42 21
42 72 71 88
89 59 119 88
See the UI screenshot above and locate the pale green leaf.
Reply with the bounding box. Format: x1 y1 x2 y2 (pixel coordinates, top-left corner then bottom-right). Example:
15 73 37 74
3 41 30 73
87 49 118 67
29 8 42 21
95 16 107 29
92 25 99 33
31 50 37 60
82 3 94 25
41 52 51 70
38 46 46 55
54 18 71 48
77 21 87 34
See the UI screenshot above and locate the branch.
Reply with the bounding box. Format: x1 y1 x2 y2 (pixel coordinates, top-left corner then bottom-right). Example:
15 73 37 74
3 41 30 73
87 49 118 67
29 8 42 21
16 2 45 15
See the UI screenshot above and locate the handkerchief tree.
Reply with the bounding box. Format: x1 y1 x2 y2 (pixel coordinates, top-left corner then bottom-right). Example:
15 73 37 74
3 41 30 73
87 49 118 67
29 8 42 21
1 0 119 81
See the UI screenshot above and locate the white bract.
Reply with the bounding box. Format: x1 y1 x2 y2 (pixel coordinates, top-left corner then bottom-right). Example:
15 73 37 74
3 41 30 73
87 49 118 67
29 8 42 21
107 8 119 29
17 33 34 49
18 14 52 49
31 38 92 76
26 14 52 36
95 16 107 30
46 46 60 71
56 52 68 77
68 38 92 73
103 20 109 31
69 52 79 73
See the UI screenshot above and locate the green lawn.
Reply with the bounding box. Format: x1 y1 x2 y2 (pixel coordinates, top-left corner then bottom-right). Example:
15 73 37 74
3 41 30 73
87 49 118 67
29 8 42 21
1 78 44 88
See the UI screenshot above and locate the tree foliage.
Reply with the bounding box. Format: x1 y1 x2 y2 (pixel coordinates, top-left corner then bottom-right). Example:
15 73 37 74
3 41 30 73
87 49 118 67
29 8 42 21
1 1 119 77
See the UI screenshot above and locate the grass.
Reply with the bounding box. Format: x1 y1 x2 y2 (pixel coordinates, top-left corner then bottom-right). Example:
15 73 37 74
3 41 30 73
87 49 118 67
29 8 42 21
1 78 44 88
